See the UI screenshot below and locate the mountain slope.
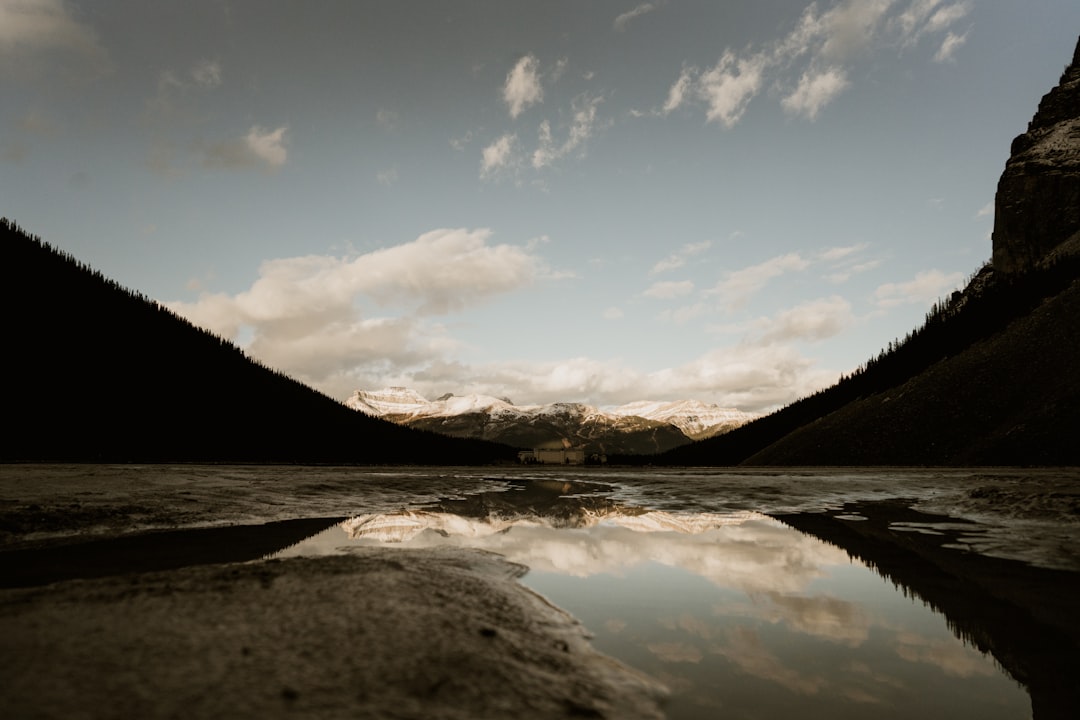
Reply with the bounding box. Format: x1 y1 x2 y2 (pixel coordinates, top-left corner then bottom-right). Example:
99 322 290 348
0 220 515 464
347 389 755 455
745 271 1080 465
661 36 1080 467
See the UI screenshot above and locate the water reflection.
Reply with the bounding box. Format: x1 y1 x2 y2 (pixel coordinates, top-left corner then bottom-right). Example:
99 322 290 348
277 479 1032 719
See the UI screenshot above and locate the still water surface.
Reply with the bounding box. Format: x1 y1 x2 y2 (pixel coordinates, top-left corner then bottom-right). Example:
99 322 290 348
275 473 1037 719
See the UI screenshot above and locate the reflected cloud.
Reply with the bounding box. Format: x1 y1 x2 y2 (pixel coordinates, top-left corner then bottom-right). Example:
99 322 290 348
273 478 1030 717
893 632 997 678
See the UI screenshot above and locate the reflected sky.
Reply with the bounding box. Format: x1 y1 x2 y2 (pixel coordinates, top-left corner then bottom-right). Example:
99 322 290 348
278 499 1029 719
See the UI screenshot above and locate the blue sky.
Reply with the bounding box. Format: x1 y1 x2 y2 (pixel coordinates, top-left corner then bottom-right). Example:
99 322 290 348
3 1 1077 412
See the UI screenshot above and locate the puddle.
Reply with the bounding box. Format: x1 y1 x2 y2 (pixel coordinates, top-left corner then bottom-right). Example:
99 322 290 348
272 481 1031 720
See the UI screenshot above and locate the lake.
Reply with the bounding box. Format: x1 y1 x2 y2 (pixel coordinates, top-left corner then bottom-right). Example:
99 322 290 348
3 465 1078 717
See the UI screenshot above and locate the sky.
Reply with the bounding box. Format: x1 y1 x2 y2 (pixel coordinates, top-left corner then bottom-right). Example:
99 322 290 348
3 1 1078 413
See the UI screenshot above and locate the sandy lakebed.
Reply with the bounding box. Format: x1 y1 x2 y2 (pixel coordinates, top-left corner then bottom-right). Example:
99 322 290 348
1 464 1078 719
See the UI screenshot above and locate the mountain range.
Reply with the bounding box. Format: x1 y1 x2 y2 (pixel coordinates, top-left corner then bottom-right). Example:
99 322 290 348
346 387 757 456
4 38 1078 466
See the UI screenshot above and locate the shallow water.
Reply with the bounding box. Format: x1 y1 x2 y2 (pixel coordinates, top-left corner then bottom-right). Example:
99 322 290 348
268 470 1079 719
5 464 1079 717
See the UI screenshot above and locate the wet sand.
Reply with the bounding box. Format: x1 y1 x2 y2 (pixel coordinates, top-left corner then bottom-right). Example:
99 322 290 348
2 465 1078 718
1 546 666 719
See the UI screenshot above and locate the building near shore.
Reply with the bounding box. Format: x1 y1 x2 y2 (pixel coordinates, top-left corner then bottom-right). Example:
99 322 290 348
518 447 586 465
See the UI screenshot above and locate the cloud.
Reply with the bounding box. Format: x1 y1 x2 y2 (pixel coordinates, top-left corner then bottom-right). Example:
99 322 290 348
651 240 712 274
933 31 967 63
873 269 963 308
480 133 519 177
169 228 549 397
190 59 222 88
420 343 834 412
818 243 868 262
662 67 694 115
0 0 111 78
975 202 993 219
602 307 624 320
644 280 695 299
614 3 658 32
698 51 767 127
781 67 850 120
656 0 974 126
532 94 604 169
203 125 288 173
503 54 543 118
376 108 399 131
891 0 971 45
756 296 855 344
376 166 398 186
707 252 811 309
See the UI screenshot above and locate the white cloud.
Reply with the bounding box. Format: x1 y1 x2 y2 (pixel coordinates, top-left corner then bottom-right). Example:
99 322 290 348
410 342 835 413
873 269 963 308
614 3 658 32
781 67 850 119
662 67 694 115
0 0 111 77
698 51 767 127
202 125 288 172
975 202 993 219
925 2 971 34
651 240 712 274
602 307 624 320
191 59 222 88
480 133 519 177
169 229 549 397
757 296 855 344
816 0 894 62
503 54 543 118
245 125 288 167
892 0 971 45
376 166 398 186
933 31 967 63
656 0 974 126
532 94 604 169
644 280 695 299
707 253 810 309
824 259 881 284
818 243 868 262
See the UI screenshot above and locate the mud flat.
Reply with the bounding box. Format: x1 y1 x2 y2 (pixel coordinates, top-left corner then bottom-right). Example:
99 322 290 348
0 546 666 719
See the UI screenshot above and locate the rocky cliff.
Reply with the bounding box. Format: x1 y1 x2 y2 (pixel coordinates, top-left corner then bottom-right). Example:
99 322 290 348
992 36 1080 274
668 37 1080 467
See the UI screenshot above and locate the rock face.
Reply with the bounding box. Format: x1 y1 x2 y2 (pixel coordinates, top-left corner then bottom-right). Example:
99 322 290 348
992 36 1080 274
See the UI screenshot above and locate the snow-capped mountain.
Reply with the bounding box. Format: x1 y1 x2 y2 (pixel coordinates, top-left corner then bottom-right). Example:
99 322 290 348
346 387 758 455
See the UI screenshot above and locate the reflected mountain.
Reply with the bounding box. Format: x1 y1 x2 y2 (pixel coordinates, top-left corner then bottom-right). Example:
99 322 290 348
341 477 759 544
774 501 1080 720
272 479 1071 720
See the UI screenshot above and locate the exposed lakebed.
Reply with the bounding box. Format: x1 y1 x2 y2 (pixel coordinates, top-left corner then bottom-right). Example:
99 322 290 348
2 465 1078 718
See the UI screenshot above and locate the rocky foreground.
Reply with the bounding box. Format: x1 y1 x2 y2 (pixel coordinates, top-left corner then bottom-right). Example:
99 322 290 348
1 547 666 720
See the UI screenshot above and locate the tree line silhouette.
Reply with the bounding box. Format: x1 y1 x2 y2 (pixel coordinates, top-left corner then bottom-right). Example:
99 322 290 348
655 252 1080 466
1 218 517 464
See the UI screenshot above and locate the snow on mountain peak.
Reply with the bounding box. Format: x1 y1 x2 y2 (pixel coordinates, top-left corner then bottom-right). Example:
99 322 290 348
346 387 758 441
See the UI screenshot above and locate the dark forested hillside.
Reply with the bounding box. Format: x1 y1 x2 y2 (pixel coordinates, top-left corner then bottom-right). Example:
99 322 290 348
0 219 516 464
660 258 1080 466
659 37 1080 467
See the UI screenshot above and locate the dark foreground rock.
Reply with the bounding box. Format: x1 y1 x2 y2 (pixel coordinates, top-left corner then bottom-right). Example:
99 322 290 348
0 548 667 720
